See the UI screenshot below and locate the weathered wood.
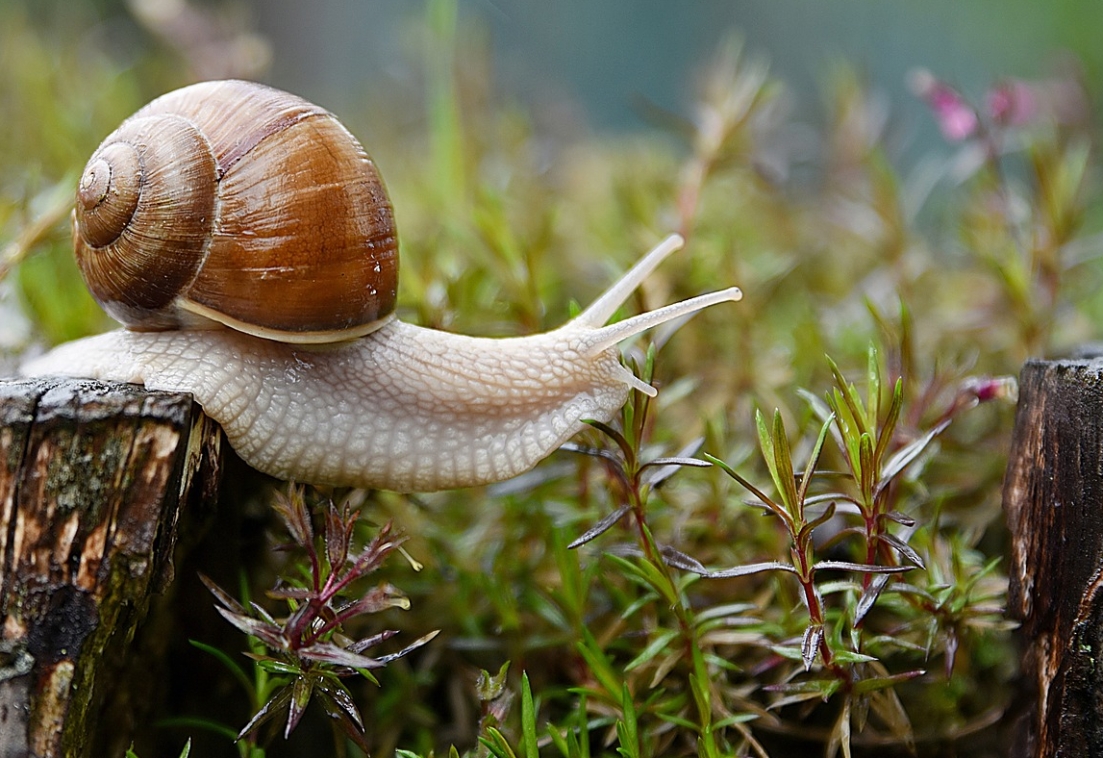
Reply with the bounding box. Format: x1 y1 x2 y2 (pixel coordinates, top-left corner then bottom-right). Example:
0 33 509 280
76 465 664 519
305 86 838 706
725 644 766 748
0 377 222 758
1004 356 1103 758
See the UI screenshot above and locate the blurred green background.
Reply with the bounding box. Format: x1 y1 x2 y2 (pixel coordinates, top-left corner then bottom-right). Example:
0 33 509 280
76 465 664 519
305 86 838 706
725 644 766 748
5 0 1101 163
254 0 1102 158
4 0 1100 347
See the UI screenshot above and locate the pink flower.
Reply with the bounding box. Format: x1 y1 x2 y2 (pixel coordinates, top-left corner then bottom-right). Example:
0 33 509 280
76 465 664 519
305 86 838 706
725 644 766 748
908 68 979 142
962 376 1018 404
986 79 1037 126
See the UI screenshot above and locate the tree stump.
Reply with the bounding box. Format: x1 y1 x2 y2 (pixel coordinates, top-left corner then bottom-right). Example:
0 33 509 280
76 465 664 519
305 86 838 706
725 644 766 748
1004 356 1103 758
0 377 222 758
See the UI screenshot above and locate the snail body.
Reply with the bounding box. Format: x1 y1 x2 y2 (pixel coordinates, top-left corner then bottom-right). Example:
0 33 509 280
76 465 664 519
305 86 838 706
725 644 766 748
24 80 741 492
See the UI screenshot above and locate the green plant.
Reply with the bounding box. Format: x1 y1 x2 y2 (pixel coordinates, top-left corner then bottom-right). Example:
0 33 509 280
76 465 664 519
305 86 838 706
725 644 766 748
202 488 438 753
701 346 1012 754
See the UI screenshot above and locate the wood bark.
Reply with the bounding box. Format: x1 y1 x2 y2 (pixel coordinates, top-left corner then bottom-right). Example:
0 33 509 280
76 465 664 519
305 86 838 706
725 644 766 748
0 377 222 758
1004 356 1103 758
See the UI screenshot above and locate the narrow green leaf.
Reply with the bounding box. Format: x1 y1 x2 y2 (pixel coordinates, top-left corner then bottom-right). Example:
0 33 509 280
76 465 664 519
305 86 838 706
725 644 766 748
690 644 713 718
859 432 875 505
770 645 809 662
576 629 624 704
655 712 698 729
797 413 836 507
690 671 720 758
625 628 680 672
873 378 904 470
771 409 801 517
852 669 925 695
764 677 843 698
622 383 638 451
616 682 640 758
251 657 302 676
798 502 839 548
899 300 914 380
832 649 878 664
521 672 539 758
828 356 868 436
866 343 881 428
575 692 592 758
755 408 779 492
480 728 519 758
546 727 570 758
713 712 759 729
644 341 657 384
637 556 679 606
830 388 863 478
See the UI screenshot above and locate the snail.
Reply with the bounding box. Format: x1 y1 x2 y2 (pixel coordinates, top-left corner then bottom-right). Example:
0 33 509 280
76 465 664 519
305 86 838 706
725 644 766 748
22 80 742 493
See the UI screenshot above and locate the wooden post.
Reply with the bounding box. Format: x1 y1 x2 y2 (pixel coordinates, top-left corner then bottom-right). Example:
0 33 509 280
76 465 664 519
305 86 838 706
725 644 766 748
1004 356 1103 757
0 377 222 758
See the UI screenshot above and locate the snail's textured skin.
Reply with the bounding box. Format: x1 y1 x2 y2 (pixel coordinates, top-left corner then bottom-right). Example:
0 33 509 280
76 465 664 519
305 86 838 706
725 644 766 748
25 320 633 491
24 254 741 492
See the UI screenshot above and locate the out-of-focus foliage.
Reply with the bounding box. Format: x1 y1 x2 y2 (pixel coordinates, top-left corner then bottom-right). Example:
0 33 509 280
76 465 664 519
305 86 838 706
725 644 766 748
3 0 1101 756
0 2 147 346
0 0 270 347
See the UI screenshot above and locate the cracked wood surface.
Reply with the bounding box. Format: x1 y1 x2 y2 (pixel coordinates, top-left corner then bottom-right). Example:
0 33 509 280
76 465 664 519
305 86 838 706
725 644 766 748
1004 357 1103 758
0 377 221 758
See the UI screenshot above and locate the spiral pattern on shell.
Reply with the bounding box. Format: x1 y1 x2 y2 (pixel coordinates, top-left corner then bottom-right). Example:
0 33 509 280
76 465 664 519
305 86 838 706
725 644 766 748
72 79 399 342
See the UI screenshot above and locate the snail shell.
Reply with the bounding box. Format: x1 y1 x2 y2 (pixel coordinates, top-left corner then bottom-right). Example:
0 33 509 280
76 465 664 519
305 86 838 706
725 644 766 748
73 79 398 343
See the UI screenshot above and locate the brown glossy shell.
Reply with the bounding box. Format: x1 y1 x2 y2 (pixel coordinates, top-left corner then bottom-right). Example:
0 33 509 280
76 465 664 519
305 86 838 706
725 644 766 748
73 79 398 342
